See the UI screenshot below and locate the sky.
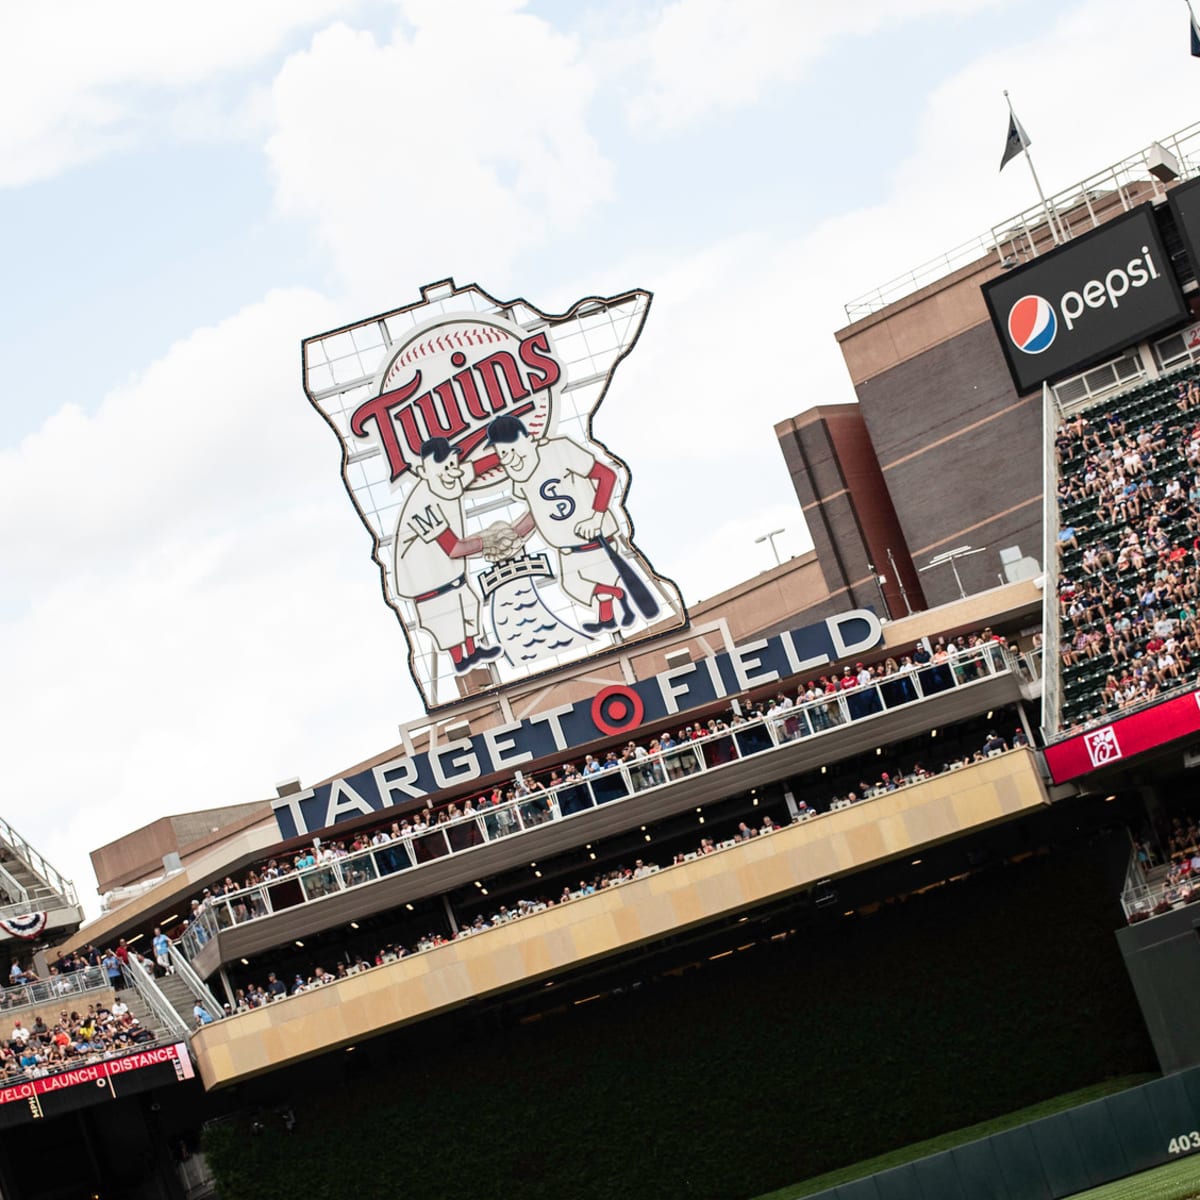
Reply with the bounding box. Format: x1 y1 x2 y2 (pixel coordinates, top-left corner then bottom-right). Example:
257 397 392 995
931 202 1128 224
2 0 1198 915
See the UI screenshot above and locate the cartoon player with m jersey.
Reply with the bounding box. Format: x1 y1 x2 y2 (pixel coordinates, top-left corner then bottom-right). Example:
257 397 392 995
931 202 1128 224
485 415 659 633
393 437 503 673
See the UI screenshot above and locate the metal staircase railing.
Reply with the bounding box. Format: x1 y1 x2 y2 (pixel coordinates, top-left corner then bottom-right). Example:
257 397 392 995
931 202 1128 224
168 944 225 1019
0 816 77 907
124 953 191 1040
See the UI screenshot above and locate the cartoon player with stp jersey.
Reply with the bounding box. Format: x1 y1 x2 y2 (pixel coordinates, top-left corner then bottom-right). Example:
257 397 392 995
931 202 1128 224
393 437 503 673
485 415 659 633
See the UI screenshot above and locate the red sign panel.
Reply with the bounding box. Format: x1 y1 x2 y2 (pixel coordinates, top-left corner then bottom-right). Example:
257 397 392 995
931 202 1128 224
0 1042 193 1126
1045 688 1200 783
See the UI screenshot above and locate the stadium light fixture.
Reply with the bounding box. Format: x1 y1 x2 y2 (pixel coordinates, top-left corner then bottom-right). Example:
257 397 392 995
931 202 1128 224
919 545 985 600
754 528 787 567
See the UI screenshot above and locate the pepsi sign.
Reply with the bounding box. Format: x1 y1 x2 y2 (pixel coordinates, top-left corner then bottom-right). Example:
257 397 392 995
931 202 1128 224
1007 295 1056 354
983 205 1187 394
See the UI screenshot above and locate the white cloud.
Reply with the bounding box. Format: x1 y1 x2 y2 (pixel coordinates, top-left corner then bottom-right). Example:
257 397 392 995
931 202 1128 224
0 289 339 595
264 0 613 304
0 0 358 186
0 289 427 911
616 0 1004 133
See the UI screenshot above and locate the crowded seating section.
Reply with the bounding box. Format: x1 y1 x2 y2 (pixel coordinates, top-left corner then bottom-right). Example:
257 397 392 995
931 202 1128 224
1054 367 1200 730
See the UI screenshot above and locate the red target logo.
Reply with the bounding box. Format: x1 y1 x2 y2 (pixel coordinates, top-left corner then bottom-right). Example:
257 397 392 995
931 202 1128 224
590 685 644 736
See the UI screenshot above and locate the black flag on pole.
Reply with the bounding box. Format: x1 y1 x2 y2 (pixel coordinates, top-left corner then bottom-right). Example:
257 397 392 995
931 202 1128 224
1000 110 1031 172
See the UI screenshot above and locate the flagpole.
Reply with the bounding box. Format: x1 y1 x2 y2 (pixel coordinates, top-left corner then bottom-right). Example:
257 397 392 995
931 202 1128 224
1005 90 1065 245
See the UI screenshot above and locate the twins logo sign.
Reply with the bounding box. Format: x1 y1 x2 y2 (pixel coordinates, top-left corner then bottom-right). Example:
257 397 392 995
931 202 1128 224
302 279 688 712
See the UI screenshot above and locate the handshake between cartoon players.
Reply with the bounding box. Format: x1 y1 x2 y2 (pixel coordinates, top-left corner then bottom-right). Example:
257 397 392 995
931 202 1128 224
393 417 659 673
480 519 529 564
480 507 615 565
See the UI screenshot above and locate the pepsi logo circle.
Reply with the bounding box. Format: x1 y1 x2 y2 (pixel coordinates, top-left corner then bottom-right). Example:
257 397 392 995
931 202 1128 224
1007 295 1057 354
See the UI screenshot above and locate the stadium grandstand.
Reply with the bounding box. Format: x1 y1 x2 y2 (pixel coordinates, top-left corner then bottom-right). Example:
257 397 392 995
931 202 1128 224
15 120 1200 1200
1048 363 1200 732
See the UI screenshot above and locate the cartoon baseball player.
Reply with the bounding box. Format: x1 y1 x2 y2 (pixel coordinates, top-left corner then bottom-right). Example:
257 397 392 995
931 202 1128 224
485 415 659 633
393 438 502 673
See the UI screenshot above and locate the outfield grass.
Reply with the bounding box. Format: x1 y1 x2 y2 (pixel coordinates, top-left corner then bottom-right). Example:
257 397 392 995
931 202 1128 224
1067 1153 1200 1199
752 1075 1156 1200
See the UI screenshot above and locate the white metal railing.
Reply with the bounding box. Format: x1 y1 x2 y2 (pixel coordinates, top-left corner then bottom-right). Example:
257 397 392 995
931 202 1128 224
179 642 1022 960
844 120 1200 321
1122 873 1196 923
0 816 77 908
168 944 224 1019
0 966 107 1012
124 953 191 1040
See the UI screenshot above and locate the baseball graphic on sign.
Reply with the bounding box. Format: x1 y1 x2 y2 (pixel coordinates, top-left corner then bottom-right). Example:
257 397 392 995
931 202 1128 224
302 279 688 711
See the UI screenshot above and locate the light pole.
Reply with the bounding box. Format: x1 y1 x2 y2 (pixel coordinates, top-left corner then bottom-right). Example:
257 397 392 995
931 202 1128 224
886 547 914 616
755 528 786 567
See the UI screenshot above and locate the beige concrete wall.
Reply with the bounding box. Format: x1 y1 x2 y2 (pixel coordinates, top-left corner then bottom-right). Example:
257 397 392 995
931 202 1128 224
62 819 282 957
838 260 998 388
881 579 1043 653
191 748 1047 1089
92 802 273 894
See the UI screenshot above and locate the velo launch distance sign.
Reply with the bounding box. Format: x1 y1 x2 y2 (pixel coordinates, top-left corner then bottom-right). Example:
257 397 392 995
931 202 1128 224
982 204 1187 394
302 279 687 712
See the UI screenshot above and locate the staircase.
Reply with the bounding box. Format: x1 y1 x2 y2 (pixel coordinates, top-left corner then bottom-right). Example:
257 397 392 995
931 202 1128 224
0 851 57 907
156 970 212 1029
118 981 179 1043
0 819 82 941
122 951 225 1039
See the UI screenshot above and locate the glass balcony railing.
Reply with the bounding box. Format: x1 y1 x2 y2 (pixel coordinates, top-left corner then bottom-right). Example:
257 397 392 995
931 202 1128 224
178 643 1020 961
0 966 108 1012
